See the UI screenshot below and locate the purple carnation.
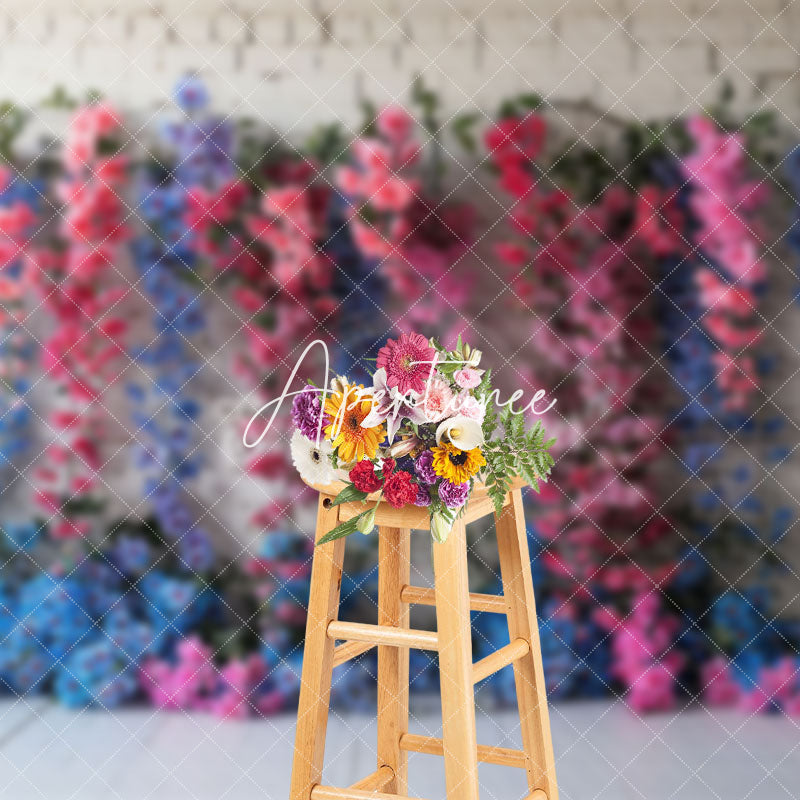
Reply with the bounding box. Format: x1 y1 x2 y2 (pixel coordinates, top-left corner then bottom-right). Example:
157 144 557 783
438 479 470 509
413 484 432 507
414 450 437 485
291 385 328 440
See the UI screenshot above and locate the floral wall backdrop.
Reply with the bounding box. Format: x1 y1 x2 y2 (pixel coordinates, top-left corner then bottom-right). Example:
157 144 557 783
0 73 798 719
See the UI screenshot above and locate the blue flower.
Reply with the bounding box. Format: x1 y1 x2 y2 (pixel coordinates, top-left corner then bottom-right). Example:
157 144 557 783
114 534 151 575
55 638 139 709
174 74 209 113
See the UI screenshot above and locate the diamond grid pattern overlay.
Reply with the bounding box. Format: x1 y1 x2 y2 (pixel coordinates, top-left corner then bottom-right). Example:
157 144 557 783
0 0 798 798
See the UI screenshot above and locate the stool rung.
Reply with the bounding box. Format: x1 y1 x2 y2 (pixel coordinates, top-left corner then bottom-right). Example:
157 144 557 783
472 638 530 684
327 620 439 651
332 640 375 668
399 733 528 769
350 765 394 791
400 585 508 614
311 787 428 800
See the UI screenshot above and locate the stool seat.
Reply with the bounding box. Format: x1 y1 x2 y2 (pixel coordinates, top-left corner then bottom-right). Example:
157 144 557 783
302 476 528 529
289 482 559 800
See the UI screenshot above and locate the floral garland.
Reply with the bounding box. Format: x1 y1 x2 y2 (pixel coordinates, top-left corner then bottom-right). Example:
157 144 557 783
134 79 315 716
0 90 796 717
288 332 554 544
174 83 348 713
336 107 476 343
670 118 800 715
129 78 218 575
31 103 130 541
482 107 690 710
786 145 800 297
681 115 767 413
0 167 39 498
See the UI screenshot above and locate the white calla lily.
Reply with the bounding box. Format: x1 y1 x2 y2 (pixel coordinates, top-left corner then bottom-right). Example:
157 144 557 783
435 415 484 450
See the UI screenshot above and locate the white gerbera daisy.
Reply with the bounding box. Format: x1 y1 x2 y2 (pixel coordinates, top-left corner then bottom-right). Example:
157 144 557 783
290 429 336 485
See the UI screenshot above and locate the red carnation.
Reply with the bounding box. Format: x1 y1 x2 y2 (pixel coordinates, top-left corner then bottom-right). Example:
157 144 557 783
383 470 417 509
381 458 396 478
349 459 383 493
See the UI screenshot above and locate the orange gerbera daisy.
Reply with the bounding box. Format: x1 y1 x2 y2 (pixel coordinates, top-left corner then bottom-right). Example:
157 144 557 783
324 384 385 463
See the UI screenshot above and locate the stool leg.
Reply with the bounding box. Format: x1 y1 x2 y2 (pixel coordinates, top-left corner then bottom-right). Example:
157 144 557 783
495 489 558 800
289 496 346 800
377 526 411 794
433 518 480 800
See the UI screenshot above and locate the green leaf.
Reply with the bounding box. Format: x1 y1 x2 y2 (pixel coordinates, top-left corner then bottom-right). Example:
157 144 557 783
451 112 480 153
330 484 369 507
317 512 367 545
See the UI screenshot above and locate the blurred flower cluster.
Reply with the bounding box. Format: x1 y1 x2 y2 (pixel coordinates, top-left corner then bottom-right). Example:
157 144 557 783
0 169 39 486
30 104 130 541
0 80 795 719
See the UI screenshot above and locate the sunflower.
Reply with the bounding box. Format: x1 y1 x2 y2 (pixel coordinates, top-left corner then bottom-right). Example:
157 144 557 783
324 383 385 463
431 442 486 484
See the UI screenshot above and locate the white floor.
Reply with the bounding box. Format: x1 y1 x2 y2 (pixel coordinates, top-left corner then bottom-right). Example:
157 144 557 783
0 697 798 800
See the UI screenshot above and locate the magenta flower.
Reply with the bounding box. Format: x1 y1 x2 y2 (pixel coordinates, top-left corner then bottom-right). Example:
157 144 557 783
376 333 436 395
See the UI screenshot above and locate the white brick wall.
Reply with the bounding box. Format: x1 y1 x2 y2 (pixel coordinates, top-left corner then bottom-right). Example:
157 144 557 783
0 0 796 128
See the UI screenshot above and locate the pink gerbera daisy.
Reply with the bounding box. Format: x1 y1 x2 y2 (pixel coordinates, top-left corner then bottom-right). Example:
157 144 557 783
376 332 436 395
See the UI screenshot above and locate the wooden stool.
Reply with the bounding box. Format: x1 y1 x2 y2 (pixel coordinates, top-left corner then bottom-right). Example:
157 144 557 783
289 477 558 800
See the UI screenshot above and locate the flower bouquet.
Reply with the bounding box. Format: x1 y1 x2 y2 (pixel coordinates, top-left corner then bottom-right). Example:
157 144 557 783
289 333 556 544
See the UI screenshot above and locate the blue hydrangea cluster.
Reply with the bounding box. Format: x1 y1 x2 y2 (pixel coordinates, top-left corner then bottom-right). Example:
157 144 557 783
0 573 93 693
54 639 139 709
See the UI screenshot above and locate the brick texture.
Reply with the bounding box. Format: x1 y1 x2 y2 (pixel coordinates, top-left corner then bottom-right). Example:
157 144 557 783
0 0 796 127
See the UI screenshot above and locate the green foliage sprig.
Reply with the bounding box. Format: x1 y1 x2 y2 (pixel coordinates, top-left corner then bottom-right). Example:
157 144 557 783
481 406 555 515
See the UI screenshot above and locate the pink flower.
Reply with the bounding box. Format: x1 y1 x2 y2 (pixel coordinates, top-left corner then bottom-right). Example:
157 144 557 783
738 687 771 714
336 165 364 196
351 221 393 258
627 664 676 712
452 392 486 424
368 175 415 213
352 139 392 173
376 106 414 143
495 241 530 267
376 332 436 395
701 657 739 707
454 367 482 389
420 375 454 422
784 695 800 716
